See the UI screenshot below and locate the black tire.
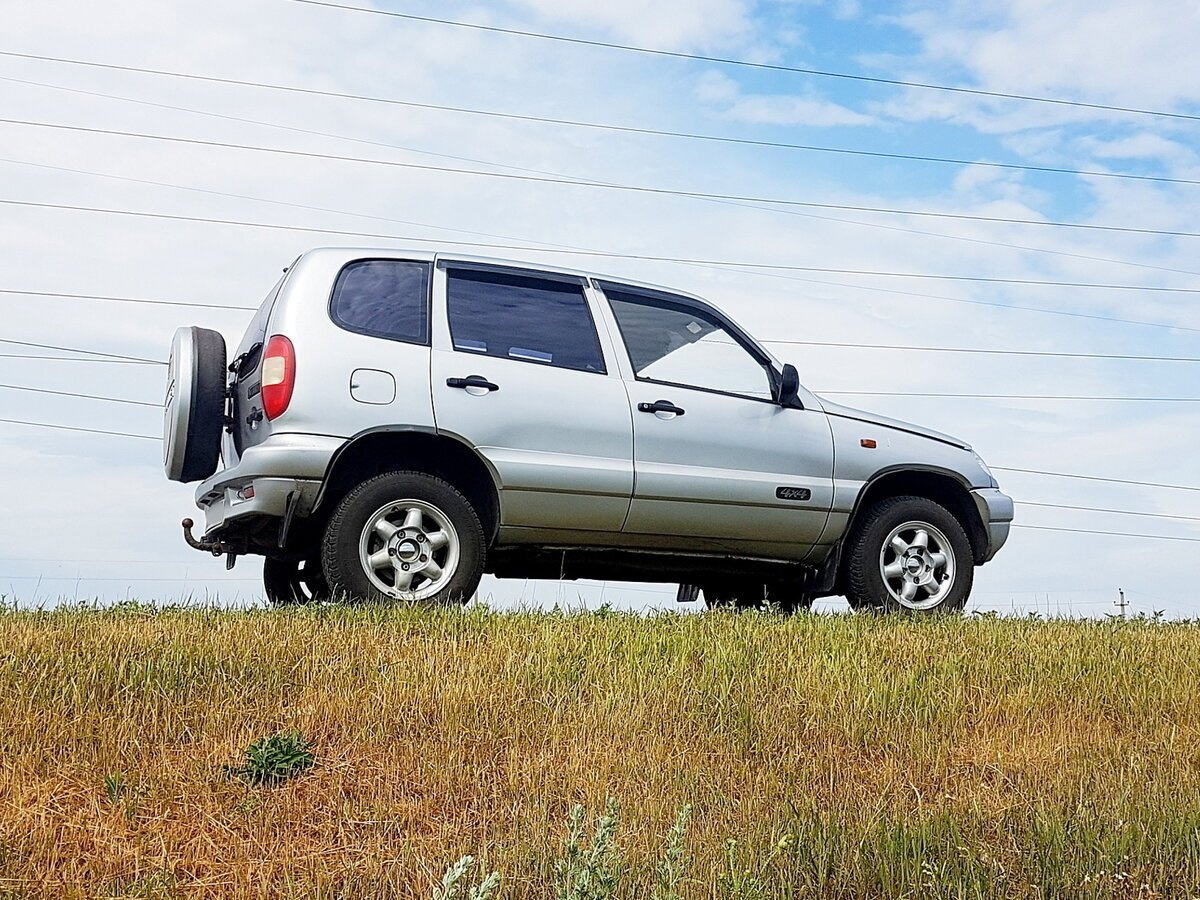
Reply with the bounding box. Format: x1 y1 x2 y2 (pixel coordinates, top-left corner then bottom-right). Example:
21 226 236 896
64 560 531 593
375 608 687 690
844 495 973 614
163 326 227 483
321 471 485 605
263 557 329 606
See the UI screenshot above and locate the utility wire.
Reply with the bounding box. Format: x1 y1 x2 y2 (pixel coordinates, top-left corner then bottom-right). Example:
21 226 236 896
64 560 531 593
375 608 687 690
7 147 1197 285
2 419 1199 536
1013 524 1200 543
5 196 1200 296
994 467 1200 493
3 156 1199 329
0 353 160 365
0 417 158 440
1018 500 1200 524
0 287 255 312
7 116 1200 243
771 339 1200 363
0 56 1196 188
818 390 1200 402
0 383 159 408
0 335 167 363
282 0 1200 125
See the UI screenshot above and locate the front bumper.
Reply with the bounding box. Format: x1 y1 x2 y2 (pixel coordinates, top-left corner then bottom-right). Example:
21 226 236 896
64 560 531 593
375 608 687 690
970 487 1014 563
194 433 344 540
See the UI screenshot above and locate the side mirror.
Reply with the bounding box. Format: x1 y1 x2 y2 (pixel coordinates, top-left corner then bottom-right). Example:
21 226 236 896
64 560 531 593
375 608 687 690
778 364 801 408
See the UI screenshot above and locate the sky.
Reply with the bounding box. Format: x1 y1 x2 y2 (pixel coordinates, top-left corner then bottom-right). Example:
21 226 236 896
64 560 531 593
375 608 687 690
1 0 1198 616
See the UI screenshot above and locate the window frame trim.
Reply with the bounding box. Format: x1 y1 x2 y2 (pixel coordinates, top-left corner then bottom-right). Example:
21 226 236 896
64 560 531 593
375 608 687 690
327 257 433 347
596 280 782 405
443 264 609 376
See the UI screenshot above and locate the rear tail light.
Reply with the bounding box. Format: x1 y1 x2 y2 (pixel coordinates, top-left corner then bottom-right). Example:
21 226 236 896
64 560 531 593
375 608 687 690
261 335 295 420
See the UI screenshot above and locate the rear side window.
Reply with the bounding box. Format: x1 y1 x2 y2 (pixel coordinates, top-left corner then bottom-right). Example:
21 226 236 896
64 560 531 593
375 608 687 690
445 268 606 374
330 260 431 344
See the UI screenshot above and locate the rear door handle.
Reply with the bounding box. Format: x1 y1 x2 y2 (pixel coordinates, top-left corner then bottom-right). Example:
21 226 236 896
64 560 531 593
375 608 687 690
446 375 500 392
637 399 685 416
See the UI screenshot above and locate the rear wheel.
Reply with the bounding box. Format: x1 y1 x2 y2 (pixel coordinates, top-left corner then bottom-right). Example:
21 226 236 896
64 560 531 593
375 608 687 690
321 471 485 605
845 495 973 614
263 557 328 605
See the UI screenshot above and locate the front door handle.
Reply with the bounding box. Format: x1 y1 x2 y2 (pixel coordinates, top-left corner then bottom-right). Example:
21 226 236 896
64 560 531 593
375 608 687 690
637 399 685 417
447 375 500 393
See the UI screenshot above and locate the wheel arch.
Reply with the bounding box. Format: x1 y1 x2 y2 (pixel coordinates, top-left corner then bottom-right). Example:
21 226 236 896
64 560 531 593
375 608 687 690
311 427 501 544
825 466 988 595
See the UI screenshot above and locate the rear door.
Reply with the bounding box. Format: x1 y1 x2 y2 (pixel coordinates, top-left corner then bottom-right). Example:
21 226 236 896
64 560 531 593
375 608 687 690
597 282 835 561
429 262 633 535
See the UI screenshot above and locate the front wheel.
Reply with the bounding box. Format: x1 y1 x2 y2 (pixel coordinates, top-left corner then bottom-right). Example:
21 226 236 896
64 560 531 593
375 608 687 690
844 496 973 614
321 471 485 605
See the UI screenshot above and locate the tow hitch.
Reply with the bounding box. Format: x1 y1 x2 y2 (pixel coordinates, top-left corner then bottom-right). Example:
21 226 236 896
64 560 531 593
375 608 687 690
181 518 239 570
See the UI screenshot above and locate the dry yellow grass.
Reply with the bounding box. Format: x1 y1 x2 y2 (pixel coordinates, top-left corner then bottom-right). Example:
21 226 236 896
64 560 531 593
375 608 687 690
1 604 1199 898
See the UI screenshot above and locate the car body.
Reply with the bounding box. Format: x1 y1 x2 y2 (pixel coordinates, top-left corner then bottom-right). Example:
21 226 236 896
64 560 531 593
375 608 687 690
167 247 1012 612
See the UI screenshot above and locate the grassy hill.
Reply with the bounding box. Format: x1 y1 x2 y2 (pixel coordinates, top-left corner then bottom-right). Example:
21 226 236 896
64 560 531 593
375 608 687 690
1 605 1198 898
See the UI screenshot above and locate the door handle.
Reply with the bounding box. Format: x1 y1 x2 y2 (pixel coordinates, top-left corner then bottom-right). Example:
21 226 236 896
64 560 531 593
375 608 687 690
446 375 500 392
637 399 685 416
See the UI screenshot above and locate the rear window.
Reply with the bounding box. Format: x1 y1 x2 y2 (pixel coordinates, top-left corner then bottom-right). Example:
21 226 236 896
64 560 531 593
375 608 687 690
329 259 431 344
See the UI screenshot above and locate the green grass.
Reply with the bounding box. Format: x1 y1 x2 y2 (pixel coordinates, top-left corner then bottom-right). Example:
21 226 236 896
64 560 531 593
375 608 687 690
0 604 1198 897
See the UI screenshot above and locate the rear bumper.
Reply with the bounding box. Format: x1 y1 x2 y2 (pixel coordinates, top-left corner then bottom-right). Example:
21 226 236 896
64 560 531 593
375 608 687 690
970 487 1014 563
194 434 343 540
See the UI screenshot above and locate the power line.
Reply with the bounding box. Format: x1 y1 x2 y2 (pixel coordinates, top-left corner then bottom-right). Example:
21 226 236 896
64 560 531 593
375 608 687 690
6 279 1196 338
0 383 159 408
282 0 1200 125
0 353 160 365
0 335 167 363
6 196 1200 297
0 152 1192 330
0 287 254 312
7 148 1197 287
0 417 158 440
8 116 1200 244
1 57 1196 189
769 339 1200 363
818 390 1200 402
11 74 1200 284
1018 500 1200 524
994 466 1200 493
1013 524 1200 543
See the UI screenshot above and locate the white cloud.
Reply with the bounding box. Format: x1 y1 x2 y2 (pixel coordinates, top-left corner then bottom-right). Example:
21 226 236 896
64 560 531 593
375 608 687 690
505 0 756 50
696 70 876 126
888 0 1200 124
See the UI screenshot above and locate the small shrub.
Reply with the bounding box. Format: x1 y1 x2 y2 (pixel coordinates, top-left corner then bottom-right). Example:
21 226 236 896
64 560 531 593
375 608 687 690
225 730 314 786
653 805 692 900
103 773 126 804
555 799 622 900
433 855 501 900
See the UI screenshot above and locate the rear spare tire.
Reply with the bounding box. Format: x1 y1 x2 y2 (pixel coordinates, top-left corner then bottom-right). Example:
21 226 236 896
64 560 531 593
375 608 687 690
163 326 227 483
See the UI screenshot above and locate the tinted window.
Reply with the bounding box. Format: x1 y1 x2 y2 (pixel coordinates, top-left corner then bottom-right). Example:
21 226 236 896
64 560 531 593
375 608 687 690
446 269 606 374
607 289 773 401
330 260 430 344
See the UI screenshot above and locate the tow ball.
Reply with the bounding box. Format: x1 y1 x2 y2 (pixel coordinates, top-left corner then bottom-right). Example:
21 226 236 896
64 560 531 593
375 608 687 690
181 518 239 570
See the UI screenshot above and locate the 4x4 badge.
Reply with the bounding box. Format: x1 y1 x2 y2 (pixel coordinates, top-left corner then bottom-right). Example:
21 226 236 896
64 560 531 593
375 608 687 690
776 487 812 501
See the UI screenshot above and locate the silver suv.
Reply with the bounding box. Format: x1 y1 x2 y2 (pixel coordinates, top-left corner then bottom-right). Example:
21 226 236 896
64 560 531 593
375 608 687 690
164 248 1012 613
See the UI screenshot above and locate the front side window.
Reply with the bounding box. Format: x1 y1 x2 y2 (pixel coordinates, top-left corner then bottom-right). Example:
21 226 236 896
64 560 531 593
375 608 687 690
330 259 430 344
606 288 774 401
446 268 606 374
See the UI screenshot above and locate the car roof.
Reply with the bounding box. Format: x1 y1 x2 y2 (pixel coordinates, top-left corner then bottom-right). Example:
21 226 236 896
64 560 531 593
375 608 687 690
301 246 709 304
